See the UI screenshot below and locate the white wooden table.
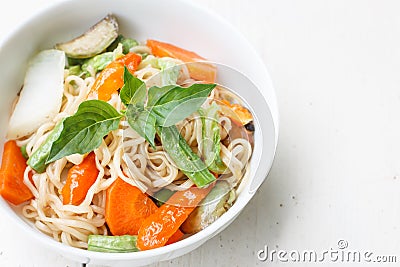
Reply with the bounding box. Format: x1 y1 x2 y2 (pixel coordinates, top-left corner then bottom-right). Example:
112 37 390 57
1 0 400 266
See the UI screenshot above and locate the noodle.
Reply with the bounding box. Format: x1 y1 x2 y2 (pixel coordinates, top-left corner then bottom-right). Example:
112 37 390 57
11 42 254 249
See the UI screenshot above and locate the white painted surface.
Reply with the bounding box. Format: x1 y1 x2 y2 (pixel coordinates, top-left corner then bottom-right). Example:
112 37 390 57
1 0 400 266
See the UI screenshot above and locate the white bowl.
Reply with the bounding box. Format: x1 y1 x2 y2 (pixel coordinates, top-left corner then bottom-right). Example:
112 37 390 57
0 0 279 266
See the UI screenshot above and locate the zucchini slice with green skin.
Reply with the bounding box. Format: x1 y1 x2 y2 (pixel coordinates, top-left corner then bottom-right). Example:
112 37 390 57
181 181 234 234
55 14 119 59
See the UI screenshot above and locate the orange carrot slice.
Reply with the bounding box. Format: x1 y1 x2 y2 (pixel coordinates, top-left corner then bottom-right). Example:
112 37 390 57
61 152 99 205
219 99 253 125
105 178 158 236
147 39 217 83
0 140 34 205
88 52 142 101
166 229 185 245
137 185 214 250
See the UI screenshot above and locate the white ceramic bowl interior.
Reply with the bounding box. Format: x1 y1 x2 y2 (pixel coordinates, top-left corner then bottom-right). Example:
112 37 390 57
0 0 279 266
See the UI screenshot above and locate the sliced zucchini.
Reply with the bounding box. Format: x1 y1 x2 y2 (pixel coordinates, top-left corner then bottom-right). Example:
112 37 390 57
181 181 233 234
55 14 119 59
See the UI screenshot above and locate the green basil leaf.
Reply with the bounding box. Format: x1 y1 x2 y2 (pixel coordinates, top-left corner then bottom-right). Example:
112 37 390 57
126 104 156 148
46 100 123 163
120 67 146 107
148 83 216 127
147 85 174 107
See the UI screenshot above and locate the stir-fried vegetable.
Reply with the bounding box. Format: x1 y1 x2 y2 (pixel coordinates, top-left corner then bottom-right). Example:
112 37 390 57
0 12 256 253
88 229 184 252
165 229 185 245
55 14 119 59
43 69 216 166
225 117 255 150
158 126 216 188
20 145 28 160
0 141 34 205
7 49 65 140
105 178 158 235
81 52 114 76
81 43 124 76
27 119 65 173
107 34 139 54
147 39 217 83
139 56 181 86
88 52 142 101
61 152 99 205
152 188 175 207
67 43 125 78
199 102 226 174
45 101 123 164
219 99 253 125
88 235 139 253
137 185 214 250
181 181 234 234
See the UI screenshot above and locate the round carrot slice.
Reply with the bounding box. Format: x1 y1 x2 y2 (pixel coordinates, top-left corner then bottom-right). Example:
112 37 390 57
105 177 158 236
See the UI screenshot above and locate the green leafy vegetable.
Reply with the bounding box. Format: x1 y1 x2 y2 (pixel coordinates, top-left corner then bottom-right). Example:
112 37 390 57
67 65 82 76
67 57 85 66
72 43 124 77
46 100 123 164
157 125 216 187
81 52 114 76
40 68 217 188
126 105 157 148
199 102 226 174
147 83 216 127
28 118 65 173
120 38 139 54
147 85 174 107
140 56 181 86
88 235 139 253
157 58 181 86
107 34 139 54
120 67 146 107
122 70 215 138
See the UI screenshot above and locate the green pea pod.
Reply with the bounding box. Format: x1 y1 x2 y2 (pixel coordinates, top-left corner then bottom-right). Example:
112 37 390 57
153 188 175 207
88 235 139 253
199 102 226 174
20 144 28 160
27 119 65 173
158 125 216 188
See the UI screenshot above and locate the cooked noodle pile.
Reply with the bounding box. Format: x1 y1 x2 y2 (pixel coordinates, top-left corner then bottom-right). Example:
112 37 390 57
15 50 253 249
